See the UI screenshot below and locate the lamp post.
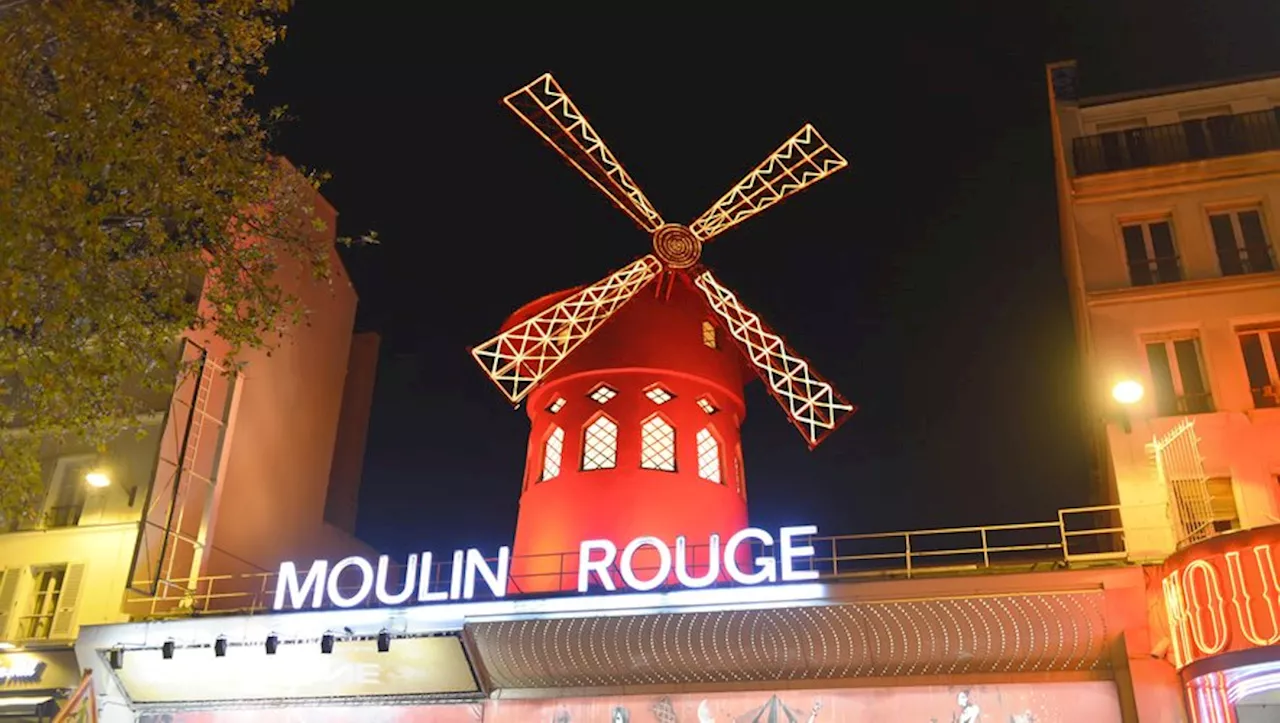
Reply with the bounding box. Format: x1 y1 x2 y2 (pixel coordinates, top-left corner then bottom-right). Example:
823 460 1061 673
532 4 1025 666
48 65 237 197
1111 379 1144 433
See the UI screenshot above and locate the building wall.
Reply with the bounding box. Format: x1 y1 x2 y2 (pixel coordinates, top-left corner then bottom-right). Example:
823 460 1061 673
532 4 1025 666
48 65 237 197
1049 64 1280 557
189 190 376 575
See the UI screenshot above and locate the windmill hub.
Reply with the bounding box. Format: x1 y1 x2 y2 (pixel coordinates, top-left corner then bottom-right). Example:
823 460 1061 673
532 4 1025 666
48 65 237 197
651 224 701 269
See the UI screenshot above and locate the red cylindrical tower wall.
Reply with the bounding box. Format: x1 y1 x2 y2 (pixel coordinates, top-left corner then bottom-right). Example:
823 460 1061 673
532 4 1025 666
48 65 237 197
504 274 752 593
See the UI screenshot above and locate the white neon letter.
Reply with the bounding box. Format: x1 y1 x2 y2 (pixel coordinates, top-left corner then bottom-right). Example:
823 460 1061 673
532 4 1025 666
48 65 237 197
724 527 776 585
375 554 417 606
449 550 465 600
780 525 820 582
464 547 510 599
620 536 672 592
675 534 720 588
327 556 375 608
273 560 328 610
578 539 618 592
417 552 448 602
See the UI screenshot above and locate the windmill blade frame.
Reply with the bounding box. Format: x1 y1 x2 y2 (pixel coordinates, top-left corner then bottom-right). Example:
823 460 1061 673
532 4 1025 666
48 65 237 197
691 268 855 448
470 255 664 404
504 73 665 232
688 124 847 243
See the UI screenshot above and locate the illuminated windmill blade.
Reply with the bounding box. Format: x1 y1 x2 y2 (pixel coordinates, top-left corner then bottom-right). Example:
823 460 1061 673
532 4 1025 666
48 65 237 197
692 268 856 449
471 255 664 404
504 73 665 232
688 124 847 242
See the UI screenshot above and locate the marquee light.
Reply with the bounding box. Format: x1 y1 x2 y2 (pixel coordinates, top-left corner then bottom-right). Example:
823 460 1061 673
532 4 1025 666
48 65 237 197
274 525 820 612
1163 528 1280 669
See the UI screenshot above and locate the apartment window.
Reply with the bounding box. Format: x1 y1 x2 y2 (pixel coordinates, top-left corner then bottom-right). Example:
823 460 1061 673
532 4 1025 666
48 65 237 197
1206 477 1240 533
1209 208 1274 276
18 567 65 640
1121 219 1180 286
639 416 676 472
1237 326 1280 408
696 428 722 483
1145 334 1213 415
581 416 618 471
541 426 564 481
701 321 718 349
44 456 95 529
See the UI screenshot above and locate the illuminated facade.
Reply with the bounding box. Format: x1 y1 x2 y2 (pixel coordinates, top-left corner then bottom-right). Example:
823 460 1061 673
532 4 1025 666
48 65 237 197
1047 61 1280 721
0 176 376 717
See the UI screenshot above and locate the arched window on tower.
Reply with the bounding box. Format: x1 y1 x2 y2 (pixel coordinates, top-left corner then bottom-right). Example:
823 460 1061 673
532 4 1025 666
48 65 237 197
696 427 722 483
640 416 676 472
582 415 618 471
541 426 565 481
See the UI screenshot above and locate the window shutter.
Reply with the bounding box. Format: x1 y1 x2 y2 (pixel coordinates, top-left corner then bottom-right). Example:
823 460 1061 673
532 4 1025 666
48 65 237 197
0 570 22 640
49 564 85 639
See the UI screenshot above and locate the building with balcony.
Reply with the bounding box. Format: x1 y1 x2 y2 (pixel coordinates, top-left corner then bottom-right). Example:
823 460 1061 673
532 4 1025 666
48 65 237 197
1047 61 1280 722
0 176 378 717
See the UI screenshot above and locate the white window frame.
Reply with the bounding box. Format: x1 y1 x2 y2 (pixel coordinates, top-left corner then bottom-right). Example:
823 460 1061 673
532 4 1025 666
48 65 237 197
639 416 676 472
1119 217 1179 283
541 426 565 482
696 428 722 484
581 416 618 471
1210 206 1274 270
1143 331 1212 413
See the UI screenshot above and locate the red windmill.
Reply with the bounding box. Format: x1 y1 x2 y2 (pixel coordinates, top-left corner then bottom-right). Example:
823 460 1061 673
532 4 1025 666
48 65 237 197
471 74 855 592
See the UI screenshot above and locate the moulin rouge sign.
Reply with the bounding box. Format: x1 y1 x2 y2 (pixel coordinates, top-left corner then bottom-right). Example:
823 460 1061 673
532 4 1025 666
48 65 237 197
273 525 820 611
1162 525 1280 669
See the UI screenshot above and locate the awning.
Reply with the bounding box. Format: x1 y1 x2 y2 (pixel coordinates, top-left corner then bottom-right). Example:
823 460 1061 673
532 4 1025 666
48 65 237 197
0 695 57 718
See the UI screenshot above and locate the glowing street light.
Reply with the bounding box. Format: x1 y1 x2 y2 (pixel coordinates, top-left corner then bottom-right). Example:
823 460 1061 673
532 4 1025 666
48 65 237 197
1112 380 1144 406
84 470 111 489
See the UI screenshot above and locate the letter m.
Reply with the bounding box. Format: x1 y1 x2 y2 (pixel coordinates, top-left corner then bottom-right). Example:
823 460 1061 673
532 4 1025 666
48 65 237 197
273 561 329 610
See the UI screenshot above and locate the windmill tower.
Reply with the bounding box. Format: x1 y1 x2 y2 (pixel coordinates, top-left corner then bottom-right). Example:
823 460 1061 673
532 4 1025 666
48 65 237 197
472 74 855 592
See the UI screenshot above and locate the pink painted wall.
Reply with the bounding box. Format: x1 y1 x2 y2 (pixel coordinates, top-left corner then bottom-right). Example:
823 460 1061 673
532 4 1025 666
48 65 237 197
325 331 381 535
191 179 375 579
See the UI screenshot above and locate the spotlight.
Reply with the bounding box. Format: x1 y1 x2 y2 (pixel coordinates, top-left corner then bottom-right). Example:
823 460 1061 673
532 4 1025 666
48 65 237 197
214 636 227 657
161 640 174 660
265 634 279 655
320 633 334 654
108 648 124 670
377 630 390 653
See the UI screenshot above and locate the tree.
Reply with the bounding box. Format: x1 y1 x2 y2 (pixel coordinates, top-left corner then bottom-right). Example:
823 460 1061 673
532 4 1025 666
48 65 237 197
0 0 365 521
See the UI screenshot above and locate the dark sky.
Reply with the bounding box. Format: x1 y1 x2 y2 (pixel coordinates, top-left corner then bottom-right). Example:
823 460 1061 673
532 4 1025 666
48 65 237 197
256 2 1280 557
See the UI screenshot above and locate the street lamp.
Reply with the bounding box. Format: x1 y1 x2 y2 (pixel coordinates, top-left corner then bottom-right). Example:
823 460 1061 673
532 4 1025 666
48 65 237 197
84 470 111 489
1112 380 1144 406
1110 379 1144 434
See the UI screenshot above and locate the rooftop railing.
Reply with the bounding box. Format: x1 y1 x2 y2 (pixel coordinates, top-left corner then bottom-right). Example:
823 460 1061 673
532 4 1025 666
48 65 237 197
1072 108 1280 176
125 504 1169 619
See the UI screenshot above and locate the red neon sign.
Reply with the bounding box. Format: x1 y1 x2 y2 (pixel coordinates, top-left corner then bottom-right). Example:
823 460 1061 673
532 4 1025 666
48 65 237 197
1163 525 1280 669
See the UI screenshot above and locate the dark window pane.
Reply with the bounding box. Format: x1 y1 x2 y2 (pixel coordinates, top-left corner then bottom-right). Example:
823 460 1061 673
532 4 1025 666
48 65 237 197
1184 120 1211 159
1238 210 1274 273
1148 222 1181 283
1239 333 1275 408
1174 339 1212 413
1146 343 1178 416
1122 225 1153 286
1207 115 1240 155
1210 214 1245 275
1100 131 1125 170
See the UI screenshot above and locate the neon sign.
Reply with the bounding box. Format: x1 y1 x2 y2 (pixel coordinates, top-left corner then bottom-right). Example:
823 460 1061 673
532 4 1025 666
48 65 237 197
1162 525 1280 669
273 525 819 611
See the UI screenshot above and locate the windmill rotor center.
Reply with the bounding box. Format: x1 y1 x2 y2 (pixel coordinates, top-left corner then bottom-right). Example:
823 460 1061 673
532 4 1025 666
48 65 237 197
652 224 701 269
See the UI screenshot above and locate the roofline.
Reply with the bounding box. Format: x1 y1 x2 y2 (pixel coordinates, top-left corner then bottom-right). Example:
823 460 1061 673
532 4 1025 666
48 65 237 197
1078 69 1280 108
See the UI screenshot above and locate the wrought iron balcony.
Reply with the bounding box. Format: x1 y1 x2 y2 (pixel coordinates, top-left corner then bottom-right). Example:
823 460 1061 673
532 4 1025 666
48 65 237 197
1073 108 1280 175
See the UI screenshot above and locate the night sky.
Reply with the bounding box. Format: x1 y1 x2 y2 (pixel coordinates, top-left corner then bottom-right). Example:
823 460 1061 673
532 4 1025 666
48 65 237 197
256 2 1280 557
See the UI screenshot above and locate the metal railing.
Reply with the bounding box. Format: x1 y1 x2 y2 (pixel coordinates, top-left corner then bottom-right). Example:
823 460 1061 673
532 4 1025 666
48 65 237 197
125 504 1167 619
1072 108 1280 175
